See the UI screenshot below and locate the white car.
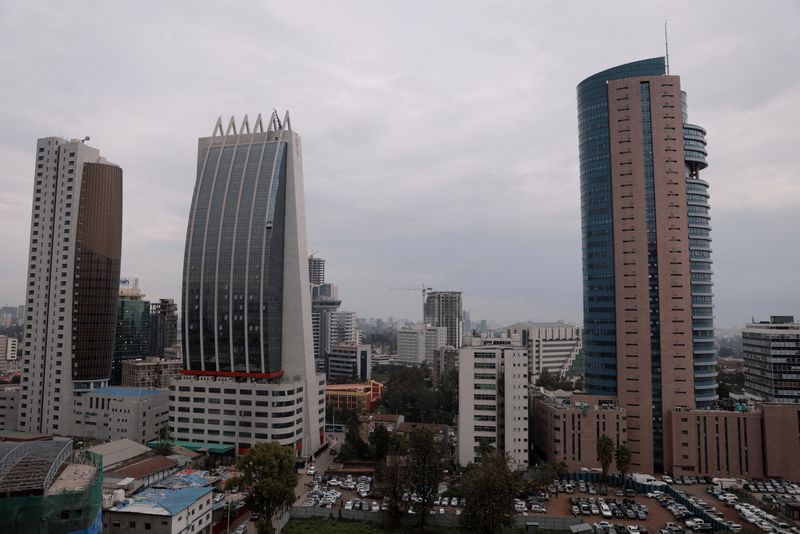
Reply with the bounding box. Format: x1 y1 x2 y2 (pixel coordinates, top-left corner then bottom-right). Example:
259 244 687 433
626 526 639 534
441 497 450 506
306 466 317 475
451 497 459 507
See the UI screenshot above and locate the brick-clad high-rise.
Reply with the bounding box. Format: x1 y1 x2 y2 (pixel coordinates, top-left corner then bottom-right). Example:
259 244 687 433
578 57 715 473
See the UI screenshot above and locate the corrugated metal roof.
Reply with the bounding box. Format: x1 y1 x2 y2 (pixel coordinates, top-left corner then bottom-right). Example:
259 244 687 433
88 439 151 470
106 455 177 480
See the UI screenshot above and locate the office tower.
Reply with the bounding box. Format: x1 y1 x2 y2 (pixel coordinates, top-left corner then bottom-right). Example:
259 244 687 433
150 298 178 357
507 322 583 383
326 343 371 382
424 291 463 348
110 283 151 385
462 309 471 333
19 137 122 435
311 282 342 367
743 316 800 403
457 344 529 469
174 112 324 457
396 325 426 365
308 255 325 286
578 57 714 472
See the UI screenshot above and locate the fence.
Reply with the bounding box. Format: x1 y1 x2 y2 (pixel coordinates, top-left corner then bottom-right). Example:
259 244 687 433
289 506 582 531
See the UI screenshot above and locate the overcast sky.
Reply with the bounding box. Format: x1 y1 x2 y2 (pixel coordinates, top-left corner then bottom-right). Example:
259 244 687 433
1 1 798 328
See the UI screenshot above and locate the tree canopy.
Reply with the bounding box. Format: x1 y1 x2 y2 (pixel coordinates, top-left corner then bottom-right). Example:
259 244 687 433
460 450 522 534
408 427 444 527
227 442 297 534
615 443 632 485
597 435 614 480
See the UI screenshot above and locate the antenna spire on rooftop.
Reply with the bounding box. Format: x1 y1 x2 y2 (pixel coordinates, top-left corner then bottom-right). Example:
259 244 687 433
665 20 670 75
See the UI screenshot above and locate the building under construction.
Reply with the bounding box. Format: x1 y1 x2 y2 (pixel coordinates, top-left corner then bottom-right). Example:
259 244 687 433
0 438 103 533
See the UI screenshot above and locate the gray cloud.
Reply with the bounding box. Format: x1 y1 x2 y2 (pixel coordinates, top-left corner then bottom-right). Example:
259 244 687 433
1 0 798 328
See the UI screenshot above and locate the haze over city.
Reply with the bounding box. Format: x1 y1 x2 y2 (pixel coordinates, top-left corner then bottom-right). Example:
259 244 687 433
1 1 798 326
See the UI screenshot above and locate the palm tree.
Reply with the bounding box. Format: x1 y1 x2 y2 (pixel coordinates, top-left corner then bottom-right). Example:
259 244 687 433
597 435 614 481
614 443 632 487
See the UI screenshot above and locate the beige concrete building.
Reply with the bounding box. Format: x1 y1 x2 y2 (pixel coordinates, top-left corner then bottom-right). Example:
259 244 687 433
121 357 183 389
73 386 169 444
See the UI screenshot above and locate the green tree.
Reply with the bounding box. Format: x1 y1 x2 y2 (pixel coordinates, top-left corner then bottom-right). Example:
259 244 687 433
369 424 392 461
615 443 632 486
381 367 436 422
597 435 615 481
408 427 444 528
378 435 408 529
535 368 577 391
152 424 174 456
460 450 522 534
226 442 297 534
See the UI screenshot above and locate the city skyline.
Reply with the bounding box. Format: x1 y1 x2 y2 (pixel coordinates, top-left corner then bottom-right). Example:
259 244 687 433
1 2 799 327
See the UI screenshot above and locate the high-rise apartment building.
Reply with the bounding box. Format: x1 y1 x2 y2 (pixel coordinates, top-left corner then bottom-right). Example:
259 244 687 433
326 343 371 382
507 322 583 383
111 284 151 385
150 298 178 357
19 137 122 436
308 255 325 286
311 282 342 368
330 310 357 345
578 57 715 473
457 344 529 469
424 291 463 348
174 112 325 458
0 335 19 374
743 316 800 403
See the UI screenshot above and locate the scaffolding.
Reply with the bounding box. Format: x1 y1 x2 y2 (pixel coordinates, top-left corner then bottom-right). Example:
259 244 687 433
0 439 73 496
0 445 103 533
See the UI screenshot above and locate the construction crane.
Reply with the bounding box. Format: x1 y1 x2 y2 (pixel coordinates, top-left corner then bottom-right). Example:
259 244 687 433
389 284 432 322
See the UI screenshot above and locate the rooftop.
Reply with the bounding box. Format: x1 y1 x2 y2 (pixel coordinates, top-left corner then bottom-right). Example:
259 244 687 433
88 439 151 470
90 386 166 398
152 468 219 489
146 439 235 455
109 486 213 516
0 438 75 495
106 455 178 481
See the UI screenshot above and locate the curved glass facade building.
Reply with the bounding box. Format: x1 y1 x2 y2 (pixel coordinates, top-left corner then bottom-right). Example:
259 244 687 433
182 130 287 375
176 112 325 458
577 58 716 472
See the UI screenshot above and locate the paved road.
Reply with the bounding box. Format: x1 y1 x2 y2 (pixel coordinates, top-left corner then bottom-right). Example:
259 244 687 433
294 436 340 502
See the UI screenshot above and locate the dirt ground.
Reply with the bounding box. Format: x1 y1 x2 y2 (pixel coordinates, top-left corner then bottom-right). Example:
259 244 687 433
541 490 677 530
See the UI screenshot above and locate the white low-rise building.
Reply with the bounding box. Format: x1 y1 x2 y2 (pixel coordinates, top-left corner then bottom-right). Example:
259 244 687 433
457 344 529 469
169 373 326 457
103 486 214 534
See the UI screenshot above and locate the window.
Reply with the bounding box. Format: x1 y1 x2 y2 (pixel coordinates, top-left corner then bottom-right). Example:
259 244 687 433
145 523 152 530
129 521 136 528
